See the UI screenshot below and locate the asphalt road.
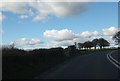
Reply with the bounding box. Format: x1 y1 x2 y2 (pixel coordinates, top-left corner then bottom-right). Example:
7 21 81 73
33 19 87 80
110 50 119 62
35 50 120 79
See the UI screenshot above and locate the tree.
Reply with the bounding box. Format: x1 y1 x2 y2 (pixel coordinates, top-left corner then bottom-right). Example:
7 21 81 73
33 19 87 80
83 42 88 50
78 43 83 50
87 41 93 49
83 41 93 50
113 31 120 47
92 39 99 50
98 38 110 49
9 43 15 49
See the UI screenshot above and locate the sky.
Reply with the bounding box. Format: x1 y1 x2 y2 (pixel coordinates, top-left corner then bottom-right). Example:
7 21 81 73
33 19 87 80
0 1 119 49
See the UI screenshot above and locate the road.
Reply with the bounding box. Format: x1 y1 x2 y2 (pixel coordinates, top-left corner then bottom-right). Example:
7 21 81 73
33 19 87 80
110 50 119 62
35 50 120 79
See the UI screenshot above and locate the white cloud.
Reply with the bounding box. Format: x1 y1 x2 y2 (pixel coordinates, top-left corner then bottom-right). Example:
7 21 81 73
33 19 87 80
43 29 100 47
29 2 52 21
92 31 99 36
108 36 115 44
1 2 29 14
1 1 88 21
44 29 79 41
103 27 118 36
43 29 94 47
32 2 87 21
81 31 91 38
73 37 90 43
53 37 89 46
20 15 28 19
46 2 87 18
33 14 48 21
80 31 99 38
14 38 43 46
29 38 43 45
4 0 118 22
43 37 91 48
52 40 74 47
0 12 5 22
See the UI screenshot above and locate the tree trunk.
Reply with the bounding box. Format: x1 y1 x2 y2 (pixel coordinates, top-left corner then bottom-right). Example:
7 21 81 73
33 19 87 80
94 46 96 50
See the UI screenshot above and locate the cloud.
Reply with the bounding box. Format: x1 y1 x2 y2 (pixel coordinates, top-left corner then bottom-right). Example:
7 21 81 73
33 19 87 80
54 37 90 46
80 31 99 38
43 37 91 48
0 12 5 22
46 2 87 17
14 38 43 46
107 36 115 44
44 29 79 41
43 29 94 47
92 31 99 36
51 40 74 47
73 37 90 43
20 15 28 19
80 31 91 38
33 13 49 21
1 1 88 21
1 1 30 14
43 29 100 47
32 2 87 21
103 27 118 36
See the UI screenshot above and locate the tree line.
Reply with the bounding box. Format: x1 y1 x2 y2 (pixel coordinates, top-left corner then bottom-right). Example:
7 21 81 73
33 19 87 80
76 30 120 50
76 38 110 50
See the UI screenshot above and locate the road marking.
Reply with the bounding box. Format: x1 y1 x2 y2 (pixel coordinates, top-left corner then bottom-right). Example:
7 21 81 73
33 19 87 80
109 51 120 65
107 51 120 69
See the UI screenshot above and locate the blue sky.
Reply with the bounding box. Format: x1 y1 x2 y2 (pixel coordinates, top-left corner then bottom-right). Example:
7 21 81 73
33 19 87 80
0 2 118 49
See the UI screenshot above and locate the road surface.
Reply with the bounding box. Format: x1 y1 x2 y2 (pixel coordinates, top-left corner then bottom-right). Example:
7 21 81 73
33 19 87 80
35 50 120 79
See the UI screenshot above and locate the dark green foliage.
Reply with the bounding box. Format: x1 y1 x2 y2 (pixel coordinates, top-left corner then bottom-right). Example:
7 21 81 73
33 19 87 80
78 43 84 50
2 47 67 79
92 39 99 50
83 41 93 50
2 46 80 79
98 38 110 49
77 38 110 50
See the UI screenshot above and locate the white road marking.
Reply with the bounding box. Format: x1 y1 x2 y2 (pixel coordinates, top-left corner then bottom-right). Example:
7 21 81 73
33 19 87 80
107 51 120 69
109 51 120 65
